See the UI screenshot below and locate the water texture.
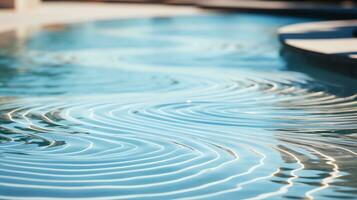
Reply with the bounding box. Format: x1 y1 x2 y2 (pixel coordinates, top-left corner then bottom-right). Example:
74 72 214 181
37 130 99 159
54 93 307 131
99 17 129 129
0 14 357 200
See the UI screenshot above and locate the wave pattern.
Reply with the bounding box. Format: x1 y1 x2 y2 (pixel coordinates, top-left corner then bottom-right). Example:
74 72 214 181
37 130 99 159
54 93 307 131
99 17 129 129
0 15 357 199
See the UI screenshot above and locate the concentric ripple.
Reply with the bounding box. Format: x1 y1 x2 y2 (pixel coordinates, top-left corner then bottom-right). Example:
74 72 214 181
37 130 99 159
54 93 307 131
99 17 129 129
0 14 357 200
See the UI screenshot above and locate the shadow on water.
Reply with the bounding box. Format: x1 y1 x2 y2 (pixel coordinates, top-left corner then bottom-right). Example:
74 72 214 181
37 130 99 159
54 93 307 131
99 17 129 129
278 45 357 198
281 46 357 97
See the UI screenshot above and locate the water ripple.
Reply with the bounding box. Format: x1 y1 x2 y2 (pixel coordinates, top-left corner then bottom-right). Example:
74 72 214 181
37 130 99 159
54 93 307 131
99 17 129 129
0 14 357 199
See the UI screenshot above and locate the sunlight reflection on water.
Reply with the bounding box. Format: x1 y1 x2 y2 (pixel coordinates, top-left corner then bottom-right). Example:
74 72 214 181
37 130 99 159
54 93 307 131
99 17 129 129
0 14 356 200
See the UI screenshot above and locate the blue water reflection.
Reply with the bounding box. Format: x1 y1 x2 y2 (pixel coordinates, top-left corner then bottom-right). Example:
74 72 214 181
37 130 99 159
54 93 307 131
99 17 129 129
0 14 356 200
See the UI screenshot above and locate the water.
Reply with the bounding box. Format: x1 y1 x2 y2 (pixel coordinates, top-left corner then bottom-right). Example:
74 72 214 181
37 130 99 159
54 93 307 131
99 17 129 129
0 14 357 200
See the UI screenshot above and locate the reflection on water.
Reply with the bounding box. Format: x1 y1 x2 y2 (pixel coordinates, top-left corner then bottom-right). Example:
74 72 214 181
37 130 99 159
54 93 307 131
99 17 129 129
0 14 356 199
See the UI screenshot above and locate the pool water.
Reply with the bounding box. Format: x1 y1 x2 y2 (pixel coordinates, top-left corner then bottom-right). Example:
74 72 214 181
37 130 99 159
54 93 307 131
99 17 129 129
0 14 357 200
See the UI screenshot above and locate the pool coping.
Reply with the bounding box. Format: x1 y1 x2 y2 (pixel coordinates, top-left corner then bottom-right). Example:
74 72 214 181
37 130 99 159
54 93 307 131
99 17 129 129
279 20 357 77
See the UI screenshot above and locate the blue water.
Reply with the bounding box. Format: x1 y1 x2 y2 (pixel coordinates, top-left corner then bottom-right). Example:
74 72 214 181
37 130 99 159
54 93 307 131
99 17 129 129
0 14 357 200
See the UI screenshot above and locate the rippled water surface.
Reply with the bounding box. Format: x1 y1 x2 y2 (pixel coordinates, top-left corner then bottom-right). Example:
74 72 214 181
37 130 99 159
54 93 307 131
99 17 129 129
0 14 357 200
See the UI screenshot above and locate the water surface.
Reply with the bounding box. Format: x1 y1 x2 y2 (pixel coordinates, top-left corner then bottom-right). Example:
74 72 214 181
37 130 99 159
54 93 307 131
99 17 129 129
0 14 357 200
